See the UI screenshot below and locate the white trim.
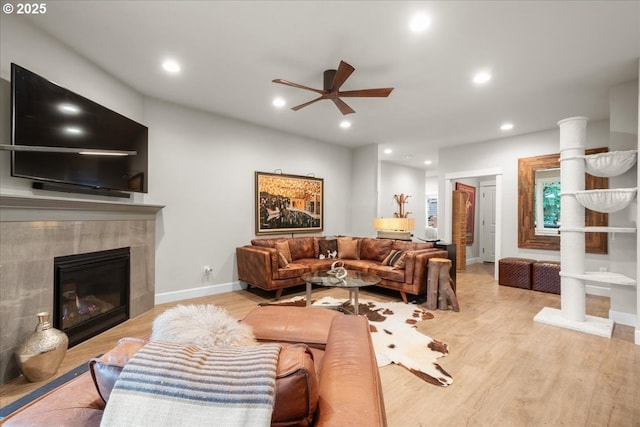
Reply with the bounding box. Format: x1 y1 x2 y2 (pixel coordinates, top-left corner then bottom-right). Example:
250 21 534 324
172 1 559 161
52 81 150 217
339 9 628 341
635 328 640 345
467 256 481 265
609 309 637 327
155 281 246 305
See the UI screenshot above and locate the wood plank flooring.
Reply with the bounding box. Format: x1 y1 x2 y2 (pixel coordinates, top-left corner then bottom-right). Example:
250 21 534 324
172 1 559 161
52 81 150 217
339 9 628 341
2 263 638 426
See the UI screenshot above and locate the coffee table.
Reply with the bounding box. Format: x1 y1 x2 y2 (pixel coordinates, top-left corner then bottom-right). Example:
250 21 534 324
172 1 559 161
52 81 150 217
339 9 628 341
301 270 381 315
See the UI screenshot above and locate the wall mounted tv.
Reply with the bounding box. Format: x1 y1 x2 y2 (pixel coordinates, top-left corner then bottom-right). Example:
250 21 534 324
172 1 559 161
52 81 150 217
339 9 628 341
10 63 148 195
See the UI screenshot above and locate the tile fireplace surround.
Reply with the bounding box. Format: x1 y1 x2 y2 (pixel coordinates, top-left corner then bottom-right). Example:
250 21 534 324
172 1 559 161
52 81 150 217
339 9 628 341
0 194 164 384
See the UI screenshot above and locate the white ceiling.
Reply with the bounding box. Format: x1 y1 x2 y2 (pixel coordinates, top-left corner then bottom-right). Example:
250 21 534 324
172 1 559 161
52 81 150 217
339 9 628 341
24 1 640 170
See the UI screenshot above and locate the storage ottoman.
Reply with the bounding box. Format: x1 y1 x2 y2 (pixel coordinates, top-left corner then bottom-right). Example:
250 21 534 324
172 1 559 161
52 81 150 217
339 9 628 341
498 257 536 289
532 261 561 294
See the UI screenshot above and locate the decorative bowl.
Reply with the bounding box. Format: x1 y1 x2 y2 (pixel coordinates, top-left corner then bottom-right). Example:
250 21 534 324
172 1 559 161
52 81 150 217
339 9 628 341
574 188 637 213
584 150 637 177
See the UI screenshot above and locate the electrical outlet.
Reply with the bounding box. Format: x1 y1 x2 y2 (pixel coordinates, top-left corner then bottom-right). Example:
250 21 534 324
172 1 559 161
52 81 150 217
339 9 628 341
203 265 213 274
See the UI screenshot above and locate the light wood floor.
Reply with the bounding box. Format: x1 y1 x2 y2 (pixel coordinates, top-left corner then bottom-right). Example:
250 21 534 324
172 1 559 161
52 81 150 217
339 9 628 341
2 263 639 426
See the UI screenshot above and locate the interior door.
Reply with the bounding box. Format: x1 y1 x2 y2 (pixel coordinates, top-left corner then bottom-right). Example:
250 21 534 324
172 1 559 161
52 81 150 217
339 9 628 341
480 184 496 262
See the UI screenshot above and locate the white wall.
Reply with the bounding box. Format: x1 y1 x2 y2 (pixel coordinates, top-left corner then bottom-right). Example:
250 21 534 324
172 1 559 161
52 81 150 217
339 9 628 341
143 98 352 297
438 120 611 270
350 144 379 238
379 161 426 239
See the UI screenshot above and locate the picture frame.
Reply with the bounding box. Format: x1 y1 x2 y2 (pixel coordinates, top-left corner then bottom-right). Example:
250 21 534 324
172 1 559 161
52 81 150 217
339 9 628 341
255 171 323 235
455 182 476 245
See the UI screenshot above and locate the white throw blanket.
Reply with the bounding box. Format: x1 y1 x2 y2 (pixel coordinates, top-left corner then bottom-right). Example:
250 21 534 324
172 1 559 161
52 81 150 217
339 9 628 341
100 341 281 427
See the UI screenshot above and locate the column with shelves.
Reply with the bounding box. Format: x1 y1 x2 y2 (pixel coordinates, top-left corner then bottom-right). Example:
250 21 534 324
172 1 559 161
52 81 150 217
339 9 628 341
534 116 638 338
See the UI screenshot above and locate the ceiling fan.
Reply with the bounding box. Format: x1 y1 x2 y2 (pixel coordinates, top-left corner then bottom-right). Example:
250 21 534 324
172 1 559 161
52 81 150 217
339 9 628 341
272 60 394 115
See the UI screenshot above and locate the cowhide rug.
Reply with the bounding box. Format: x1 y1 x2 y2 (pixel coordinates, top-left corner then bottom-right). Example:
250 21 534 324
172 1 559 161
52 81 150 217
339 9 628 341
269 296 453 387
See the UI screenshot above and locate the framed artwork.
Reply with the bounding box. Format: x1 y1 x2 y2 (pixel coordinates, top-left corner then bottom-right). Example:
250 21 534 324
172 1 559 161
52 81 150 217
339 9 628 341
455 182 476 245
255 171 323 235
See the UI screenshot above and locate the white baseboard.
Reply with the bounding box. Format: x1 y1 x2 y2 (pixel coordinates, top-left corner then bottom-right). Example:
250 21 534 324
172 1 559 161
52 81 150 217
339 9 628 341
585 284 610 297
155 281 245 305
636 328 640 345
466 257 481 265
609 309 637 327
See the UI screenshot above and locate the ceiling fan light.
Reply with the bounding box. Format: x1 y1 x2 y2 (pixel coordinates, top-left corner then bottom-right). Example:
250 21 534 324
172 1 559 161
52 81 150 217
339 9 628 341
500 122 514 131
340 120 351 129
272 97 286 108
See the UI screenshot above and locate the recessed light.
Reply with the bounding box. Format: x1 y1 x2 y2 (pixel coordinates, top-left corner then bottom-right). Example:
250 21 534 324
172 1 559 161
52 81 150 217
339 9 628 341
162 59 181 74
340 120 351 129
384 148 393 154
472 71 491 85
424 160 432 165
272 97 286 108
500 122 514 131
409 13 431 32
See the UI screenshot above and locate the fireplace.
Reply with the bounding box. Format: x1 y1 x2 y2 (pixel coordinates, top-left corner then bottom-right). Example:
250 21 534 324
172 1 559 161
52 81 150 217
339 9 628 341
54 247 130 347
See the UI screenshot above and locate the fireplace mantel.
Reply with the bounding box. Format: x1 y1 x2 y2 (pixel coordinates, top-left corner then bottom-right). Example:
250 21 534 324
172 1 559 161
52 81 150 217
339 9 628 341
0 194 164 221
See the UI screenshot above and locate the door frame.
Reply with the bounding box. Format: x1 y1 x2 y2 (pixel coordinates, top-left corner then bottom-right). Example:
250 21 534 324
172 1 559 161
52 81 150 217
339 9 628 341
444 168 503 279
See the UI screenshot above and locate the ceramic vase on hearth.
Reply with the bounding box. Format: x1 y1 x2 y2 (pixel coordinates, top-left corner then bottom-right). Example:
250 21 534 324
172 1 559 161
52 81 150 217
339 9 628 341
15 312 68 382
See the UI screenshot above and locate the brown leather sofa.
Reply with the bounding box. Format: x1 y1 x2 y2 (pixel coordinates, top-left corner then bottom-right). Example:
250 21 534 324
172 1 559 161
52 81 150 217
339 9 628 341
237 236 448 303
2 306 386 427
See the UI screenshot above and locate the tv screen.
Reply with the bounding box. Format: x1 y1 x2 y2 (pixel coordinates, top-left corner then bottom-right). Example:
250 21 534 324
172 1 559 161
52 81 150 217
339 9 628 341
11 63 148 193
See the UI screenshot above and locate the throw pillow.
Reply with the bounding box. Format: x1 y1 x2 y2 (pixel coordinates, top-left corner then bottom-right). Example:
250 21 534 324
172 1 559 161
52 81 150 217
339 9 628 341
89 337 148 403
277 251 290 268
275 240 292 263
382 249 403 266
337 237 359 260
318 239 338 259
392 252 407 270
151 304 257 348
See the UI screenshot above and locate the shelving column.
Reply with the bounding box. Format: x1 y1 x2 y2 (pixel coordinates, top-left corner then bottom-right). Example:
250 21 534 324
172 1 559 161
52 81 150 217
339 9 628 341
558 116 587 322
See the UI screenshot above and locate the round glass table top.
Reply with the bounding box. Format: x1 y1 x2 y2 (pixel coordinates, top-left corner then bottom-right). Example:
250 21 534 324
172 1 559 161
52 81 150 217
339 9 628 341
301 269 380 288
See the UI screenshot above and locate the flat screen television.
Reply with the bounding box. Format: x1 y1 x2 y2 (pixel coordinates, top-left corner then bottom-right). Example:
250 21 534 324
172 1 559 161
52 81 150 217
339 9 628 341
10 63 148 194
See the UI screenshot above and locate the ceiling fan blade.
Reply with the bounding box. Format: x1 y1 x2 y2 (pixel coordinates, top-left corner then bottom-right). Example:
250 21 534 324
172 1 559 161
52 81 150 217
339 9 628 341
272 79 324 94
330 61 355 92
338 88 394 98
291 96 324 111
332 97 355 115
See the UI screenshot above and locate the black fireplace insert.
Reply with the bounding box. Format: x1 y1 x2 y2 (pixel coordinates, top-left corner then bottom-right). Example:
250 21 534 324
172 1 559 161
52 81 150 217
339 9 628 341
54 247 130 347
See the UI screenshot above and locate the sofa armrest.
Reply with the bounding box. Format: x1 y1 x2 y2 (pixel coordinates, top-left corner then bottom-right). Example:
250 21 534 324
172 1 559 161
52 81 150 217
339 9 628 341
236 245 279 284
404 249 449 289
316 315 387 427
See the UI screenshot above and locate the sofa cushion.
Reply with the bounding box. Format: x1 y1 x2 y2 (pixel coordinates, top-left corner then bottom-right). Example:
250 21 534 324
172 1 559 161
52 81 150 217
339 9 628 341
277 252 290 268
275 240 292 263
272 344 319 427
89 337 148 403
287 237 316 260
368 265 406 282
278 263 310 279
317 238 338 258
337 237 360 259
360 238 393 262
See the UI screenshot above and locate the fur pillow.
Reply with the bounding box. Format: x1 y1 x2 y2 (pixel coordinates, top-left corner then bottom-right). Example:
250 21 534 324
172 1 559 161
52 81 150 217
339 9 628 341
151 304 256 348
